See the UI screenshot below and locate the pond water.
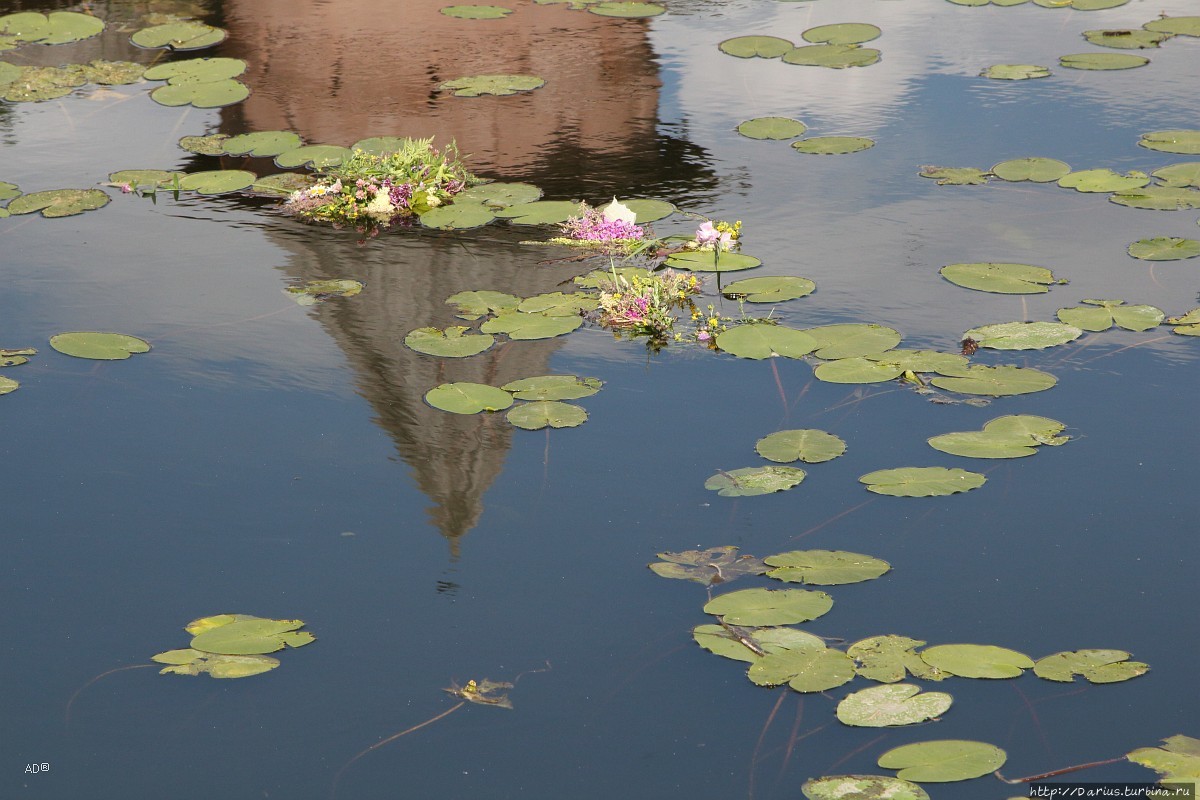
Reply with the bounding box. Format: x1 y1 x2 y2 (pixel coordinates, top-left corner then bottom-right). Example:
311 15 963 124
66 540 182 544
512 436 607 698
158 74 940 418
2 0 1199 798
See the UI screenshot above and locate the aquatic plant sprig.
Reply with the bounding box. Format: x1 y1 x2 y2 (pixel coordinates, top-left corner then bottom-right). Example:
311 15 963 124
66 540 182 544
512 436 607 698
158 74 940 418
592 262 703 345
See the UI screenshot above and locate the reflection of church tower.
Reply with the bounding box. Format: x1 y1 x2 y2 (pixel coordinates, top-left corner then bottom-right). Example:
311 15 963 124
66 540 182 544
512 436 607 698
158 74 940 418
213 0 718 555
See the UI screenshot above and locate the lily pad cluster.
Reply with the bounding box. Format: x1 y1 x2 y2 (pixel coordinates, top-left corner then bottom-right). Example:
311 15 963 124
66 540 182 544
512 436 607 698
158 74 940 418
0 60 145 102
0 346 36 395
0 11 104 50
720 23 882 69
534 0 665 18
734 117 874 154
928 415 1069 458
424 375 601 430
151 614 315 679
144 57 249 108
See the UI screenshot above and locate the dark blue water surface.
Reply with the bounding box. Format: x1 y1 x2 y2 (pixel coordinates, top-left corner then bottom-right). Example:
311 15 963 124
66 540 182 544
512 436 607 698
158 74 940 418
2 0 1198 798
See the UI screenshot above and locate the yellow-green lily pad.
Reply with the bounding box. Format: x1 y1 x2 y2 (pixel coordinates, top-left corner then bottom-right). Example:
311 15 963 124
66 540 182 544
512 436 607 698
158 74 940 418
49 332 149 360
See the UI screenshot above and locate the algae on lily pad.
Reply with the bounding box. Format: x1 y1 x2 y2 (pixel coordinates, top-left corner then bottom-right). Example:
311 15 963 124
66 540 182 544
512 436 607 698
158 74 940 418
425 382 514 414
1138 130 1200 155
1059 52 1148 70
736 117 807 141
419 202 496 230
703 587 833 626
1128 237 1200 261
802 23 881 45
439 74 545 97
919 166 991 185
222 131 304 157
49 332 149 360
930 364 1057 395
981 64 1050 80
859 467 985 497
283 279 363 306
501 375 602 401
940 262 1065 294
446 290 522 320
1058 168 1150 193
782 44 881 68
1057 299 1164 331
921 643 1033 678
8 188 109 218
179 133 230 155
507 401 587 430
878 740 1007 782
792 137 875 155
764 550 890 585
651 547 768 586
705 466 807 497
749 647 856 692
837 684 953 727
962 320 1082 350
178 170 257 195
665 250 761 272
152 649 280 678
755 429 845 463
1 65 86 102
991 157 1070 182
480 311 582 340
803 776 930 800
715 324 816 359
81 59 145 85
719 35 793 58
721 276 815 303
1033 649 1149 683
849 635 947 683
131 20 226 50
404 326 495 357
440 5 514 18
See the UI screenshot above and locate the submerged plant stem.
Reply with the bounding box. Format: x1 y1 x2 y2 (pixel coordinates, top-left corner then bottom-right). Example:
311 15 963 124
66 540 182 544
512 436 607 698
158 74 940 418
65 663 157 727
748 690 787 800
332 701 466 798
994 756 1125 784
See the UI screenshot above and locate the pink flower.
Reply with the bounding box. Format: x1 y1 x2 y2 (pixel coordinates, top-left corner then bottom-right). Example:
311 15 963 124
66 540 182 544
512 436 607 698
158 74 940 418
119 183 133 193
695 221 732 250
697 331 711 341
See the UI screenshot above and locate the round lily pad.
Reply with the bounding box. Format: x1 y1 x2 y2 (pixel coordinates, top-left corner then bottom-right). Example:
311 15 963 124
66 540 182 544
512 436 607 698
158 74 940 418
222 131 303 157
721 276 815 303
40 12 105 45
500 375 602 401
859 467 986 497
8 188 109 218
806 324 901 359
152 649 280 679
49 332 149 360
425 382 514 414
693 624 825 663
1058 168 1149 193
1083 29 1170 49
404 327 495 358
982 64 1050 80
0 61 19 87
274 145 353 169
419 203 496 230
920 166 991 185
801 23 881 45
929 364 1057 396
480 312 582 340
506 401 588 430
1138 129 1200 155
962 321 1082 350
928 429 1042 459
1110 186 1200 210
517 292 597 316
1128 237 1200 261
440 5 513 18
865 349 969 373
178 170 256 194
143 57 246 83
749 647 856 692
705 466 807 496
1143 16 1200 37
783 44 881 68
151 79 249 108
990 157 1070 182
131 21 226 50
814 357 904 384
803 776 929 800
837 684 953 727
621 198 675 223
848 635 945 683
1057 299 1163 331
493 200 579 224
878 740 1007 782
939 262 1064 294
108 170 184 191
1152 163 1200 188
921 644 1033 678
719 35 793 58
1059 52 1148 70
1032 650 1148 684
764 550 890 585
704 587 833 626
179 134 230 155
715 325 816 359
189 617 313 655
250 173 317 196
792 136 875 154
446 290 522 319
587 2 666 16
736 117 807 140
455 182 543 207
755 429 845 463
439 74 545 96
664 250 762 272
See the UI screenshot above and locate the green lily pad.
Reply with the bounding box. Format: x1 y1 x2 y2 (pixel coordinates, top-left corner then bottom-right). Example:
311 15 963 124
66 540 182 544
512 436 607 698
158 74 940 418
480 312 582 340
651 546 768 587
705 466 807 497
1166 308 1200 336
1128 237 1200 261
719 35 794 58
178 170 256 194
0 375 19 394
792 136 875 154
715 325 817 359
814 357 903 384
49 332 149 360
179 134 230 155
80 60 145 85
929 416 1067 458
1138 130 1200 155
802 23 881 45
506 401 587 430
501 375 602 401
765 550 890 585
108 170 184 191
517 292 597 316
587 2 666 16
419 202 496 230
721 276 815 303
929 364 1057 396
151 79 249 108
990 157 1071 182
921 644 1033 678
865 349 969 373
736 117 808 140
1127 736 1200 786
982 64 1050 80
222 131 303 157
1059 52 1148 70
837 684 953 727
1110 186 1200 210
939 262 1065 294
878 740 1007 782
2 65 86 102
131 21 227 50
693 623 822 662
1083 29 1171 49
755 429 846 463
404 327 495 358
782 44 881 68
665 250 762 272
439 74 545 96
1033 650 1149 683
919 166 991 185
153 649 280 679
8 189 109 218
274 145 353 169
283 279 363 306
984 415 1070 444
1057 299 1163 331
189 616 314 655
0 61 18 87
803 776 930 800
1143 16 1200 37
704 587 833 626
425 382 514 414
440 5 514 18
859 467 986 497
749 647 856 692
849 635 947 683
446 290 522 320
806 324 901 359
493 200 580 224
621 198 676 223
962 321 1082 350
143 57 246 83
250 173 317 196
455 182 543 207
0 12 50 42
1058 168 1150 193
1152 163 1200 189
35 11 105 45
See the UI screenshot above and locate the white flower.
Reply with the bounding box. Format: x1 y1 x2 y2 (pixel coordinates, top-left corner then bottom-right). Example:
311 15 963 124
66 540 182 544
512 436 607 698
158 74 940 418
600 197 637 226
365 189 395 220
